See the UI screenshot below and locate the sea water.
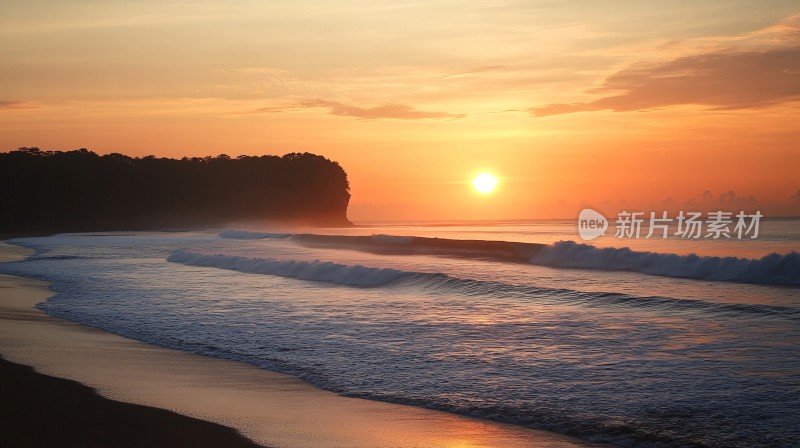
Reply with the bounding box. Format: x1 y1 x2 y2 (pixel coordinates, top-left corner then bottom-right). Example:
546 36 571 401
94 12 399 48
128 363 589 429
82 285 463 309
2 219 798 447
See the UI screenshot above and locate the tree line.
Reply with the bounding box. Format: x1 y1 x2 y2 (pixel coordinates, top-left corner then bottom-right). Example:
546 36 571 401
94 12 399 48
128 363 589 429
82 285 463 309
0 148 351 234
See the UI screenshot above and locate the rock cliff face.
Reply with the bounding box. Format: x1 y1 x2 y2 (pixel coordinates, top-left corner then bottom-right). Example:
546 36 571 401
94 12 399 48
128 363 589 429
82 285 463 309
0 148 352 232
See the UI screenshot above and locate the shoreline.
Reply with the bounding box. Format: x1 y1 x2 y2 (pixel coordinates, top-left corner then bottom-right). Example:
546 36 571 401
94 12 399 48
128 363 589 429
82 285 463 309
0 240 600 448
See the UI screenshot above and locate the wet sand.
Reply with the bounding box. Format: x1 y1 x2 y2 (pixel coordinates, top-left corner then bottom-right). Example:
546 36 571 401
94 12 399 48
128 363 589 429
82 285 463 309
0 241 600 448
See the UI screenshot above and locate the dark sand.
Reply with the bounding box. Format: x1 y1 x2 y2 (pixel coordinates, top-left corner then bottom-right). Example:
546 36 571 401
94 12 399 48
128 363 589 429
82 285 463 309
0 356 263 448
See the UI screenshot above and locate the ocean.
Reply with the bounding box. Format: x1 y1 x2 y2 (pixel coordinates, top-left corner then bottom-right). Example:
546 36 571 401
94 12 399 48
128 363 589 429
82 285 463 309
2 219 799 447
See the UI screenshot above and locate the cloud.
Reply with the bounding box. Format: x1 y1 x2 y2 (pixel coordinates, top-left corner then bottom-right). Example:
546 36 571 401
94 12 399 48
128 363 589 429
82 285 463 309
682 190 760 211
0 101 38 111
530 14 800 116
297 99 464 120
442 65 508 78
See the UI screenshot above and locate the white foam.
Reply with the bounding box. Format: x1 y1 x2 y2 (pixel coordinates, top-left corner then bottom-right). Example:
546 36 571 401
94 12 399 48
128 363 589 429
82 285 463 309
168 250 411 287
530 241 800 285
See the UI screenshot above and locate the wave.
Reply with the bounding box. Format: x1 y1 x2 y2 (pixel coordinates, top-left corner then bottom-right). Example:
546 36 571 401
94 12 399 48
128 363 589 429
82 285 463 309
219 230 542 261
405 273 799 320
218 229 292 239
218 229 799 286
167 250 411 287
168 250 799 320
531 241 800 285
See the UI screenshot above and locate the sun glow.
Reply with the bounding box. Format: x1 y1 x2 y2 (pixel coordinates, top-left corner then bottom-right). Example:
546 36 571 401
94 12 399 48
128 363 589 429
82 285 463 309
472 173 497 194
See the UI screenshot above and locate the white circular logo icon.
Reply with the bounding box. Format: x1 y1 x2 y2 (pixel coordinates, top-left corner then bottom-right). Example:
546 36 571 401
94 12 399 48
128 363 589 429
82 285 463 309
578 208 608 240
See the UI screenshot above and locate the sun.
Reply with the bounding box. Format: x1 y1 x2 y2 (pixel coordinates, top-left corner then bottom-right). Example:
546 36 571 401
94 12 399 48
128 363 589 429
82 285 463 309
472 173 497 194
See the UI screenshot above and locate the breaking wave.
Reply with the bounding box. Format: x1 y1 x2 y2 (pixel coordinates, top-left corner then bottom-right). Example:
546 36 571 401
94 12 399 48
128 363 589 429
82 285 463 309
218 230 799 285
167 250 411 287
168 250 799 320
531 241 800 285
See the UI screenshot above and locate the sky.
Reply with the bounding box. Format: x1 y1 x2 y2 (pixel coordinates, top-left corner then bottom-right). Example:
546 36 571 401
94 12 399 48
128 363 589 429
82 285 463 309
1 0 798 221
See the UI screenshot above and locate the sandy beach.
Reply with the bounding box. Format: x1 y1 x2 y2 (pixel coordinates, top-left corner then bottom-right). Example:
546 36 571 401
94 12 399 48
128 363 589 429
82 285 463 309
0 240 598 448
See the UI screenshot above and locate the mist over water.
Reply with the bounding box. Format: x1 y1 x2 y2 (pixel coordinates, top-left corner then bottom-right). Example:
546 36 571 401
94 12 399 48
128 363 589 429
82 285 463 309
2 221 799 447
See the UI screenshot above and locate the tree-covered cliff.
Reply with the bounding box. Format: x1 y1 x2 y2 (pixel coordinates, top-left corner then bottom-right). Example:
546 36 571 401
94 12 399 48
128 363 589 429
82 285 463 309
0 148 351 233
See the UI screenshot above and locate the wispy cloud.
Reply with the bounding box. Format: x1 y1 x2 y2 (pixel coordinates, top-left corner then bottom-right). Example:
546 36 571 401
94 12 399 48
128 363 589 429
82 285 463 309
530 14 800 116
441 65 508 78
297 99 464 120
0 101 39 111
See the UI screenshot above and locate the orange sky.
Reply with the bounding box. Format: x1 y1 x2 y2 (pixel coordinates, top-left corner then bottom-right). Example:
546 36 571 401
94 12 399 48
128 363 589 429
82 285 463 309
1 1 798 221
